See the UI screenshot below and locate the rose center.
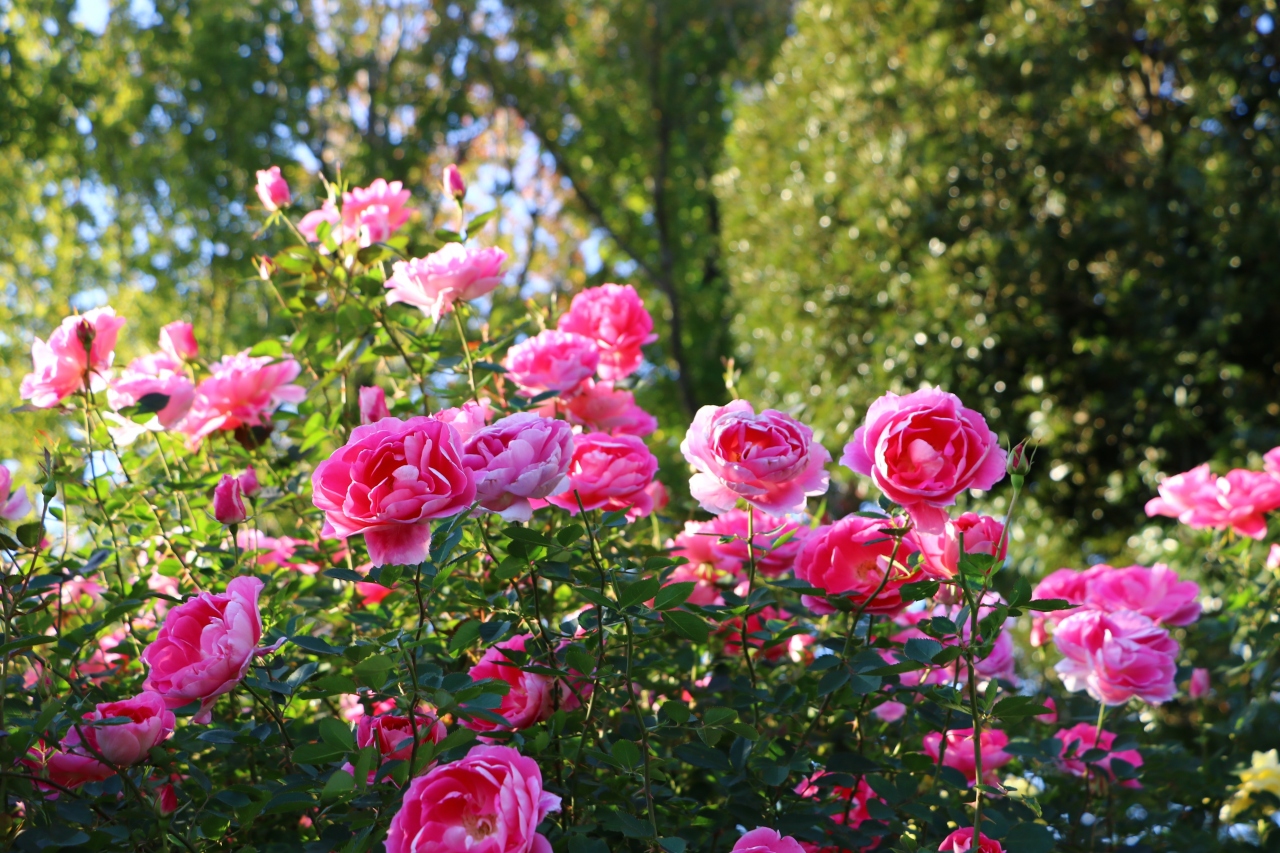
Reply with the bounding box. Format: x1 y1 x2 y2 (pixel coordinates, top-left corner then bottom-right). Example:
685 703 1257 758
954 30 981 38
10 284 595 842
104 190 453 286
463 811 497 839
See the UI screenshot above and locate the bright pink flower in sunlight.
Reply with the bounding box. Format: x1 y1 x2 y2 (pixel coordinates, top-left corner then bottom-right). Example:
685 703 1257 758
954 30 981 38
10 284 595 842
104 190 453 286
180 352 305 446
385 244 507 321
21 308 126 408
556 283 657 381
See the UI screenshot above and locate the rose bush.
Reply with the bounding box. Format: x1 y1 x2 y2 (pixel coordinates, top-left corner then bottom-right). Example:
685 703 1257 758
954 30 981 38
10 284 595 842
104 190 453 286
2 167 1274 853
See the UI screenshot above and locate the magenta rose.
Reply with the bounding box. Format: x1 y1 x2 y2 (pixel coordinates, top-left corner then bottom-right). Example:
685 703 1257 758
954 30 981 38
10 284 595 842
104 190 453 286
179 351 306 446
921 727 1011 786
939 828 1005 853
1189 667 1210 698
20 307 127 408
63 690 175 767
681 400 831 515
1056 723 1143 787
359 386 391 424
730 828 807 853
212 474 248 525
667 520 745 607
1144 463 1219 524
1028 566 1103 646
563 379 658 437
840 389 1006 532
385 244 508 321
1208 469 1280 538
462 634 554 734
255 165 291 211
443 164 467 198
503 330 600 395
556 283 657 380
546 432 658 519
910 511 1006 580
1052 609 1179 705
349 710 448 783
463 413 574 522
342 178 412 245
1084 564 1201 626
795 514 919 616
384 744 560 853
141 576 264 723
311 416 476 567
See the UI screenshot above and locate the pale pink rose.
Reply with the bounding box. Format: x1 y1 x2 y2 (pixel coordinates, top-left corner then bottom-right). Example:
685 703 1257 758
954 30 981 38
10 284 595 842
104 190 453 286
179 351 305 446
795 514 919 616
311 416 476 567
20 307 126 408
1028 566 1101 646
1147 464 1280 538
443 164 466 198
356 710 447 769
342 178 412 246
435 399 493 443
911 512 1006 580
360 386 391 424
563 379 657 436
706 509 811 578
1052 609 1179 706
158 321 199 361
384 744 560 853
298 200 351 245
1266 446 1280 476
255 166 291 211
681 400 831 515
107 351 196 428
64 691 175 766
236 530 318 574
646 480 670 511
939 828 1004 853
546 432 657 520
921 727 1011 786
873 701 908 722
1056 723 1143 787
385 244 508 321
463 413 574 522
0 468 32 521
840 389 1006 532
503 330 600 396
141 576 264 724
731 828 807 853
1084 564 1201 626
212 475 248 525
556 283 657 381
1036 696 1058 724
1189 667 1210 699
462 634 554 734
238 466 260 497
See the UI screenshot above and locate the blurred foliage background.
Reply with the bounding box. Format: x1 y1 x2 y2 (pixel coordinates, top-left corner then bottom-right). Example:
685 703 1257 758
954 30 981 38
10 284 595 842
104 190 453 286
5 0 1280 562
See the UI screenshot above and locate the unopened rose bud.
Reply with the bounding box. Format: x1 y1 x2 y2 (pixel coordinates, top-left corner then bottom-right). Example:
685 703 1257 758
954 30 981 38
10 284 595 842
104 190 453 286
75 318 97 356
237 466 260 498
255 166 291 211
1189 667 1210 699
359 386 390 424
442 164 466 200
212 475 247 525
158 321 199 362
1008 439 1032 477
257 255 275 281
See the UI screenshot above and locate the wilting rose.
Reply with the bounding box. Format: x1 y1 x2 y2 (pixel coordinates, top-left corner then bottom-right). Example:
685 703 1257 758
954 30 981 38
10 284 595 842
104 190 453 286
1056 723 1143 787
385 244 508 321
463 413 574 522
503 330 600 396
556 283 657 381
255 166 291 210
63 691 175 767
463 634 554 734
730 828 807 853
1053 609 1179 706
795 514 919 616
681 400 830 515
141 576 264 724
546 432 658 520
840 388 1006 532
20 307 127 408
922 727 1011 786
180 351 305 446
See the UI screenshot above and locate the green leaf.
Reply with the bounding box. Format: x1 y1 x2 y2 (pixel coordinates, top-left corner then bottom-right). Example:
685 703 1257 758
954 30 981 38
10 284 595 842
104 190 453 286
249 340 284 359
619 577 662 609
899 580 939 602
611 739 642 768
15 522 43 548
663 609 710 643
352 653 395 682
904 637 943 664
293 742 345 765
449 621 482 653
502 526 554 546
319 717 356 751
556 524 585 546
1025 598 1076 612
323 568 366 582
565 646 595 676
993 696 1053 719
616 811 655 838
322 769 355 801
1004 822 1055 853
0 635 58 656
292 635 342 656
817 668 850 695
653 582 696 610
659 839 688 853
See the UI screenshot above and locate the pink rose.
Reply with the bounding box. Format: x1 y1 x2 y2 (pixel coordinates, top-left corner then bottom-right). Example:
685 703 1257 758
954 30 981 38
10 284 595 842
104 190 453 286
385 744 560 853
939 828 1004 853
1084 564 1201 626
356 710 447 773
237 530 318 574
731 828 807 853
681 400 831 515
213 475 248 524
1036 696 1058 724
107 352 196 428
1189 667 1210 698
463 413 574 522
1143 463 1219 523
299 200 351 245
0 467 32 521
435 399 494 443
158 321 199 361
463 634 554 733
255 166 291 210
1146 465 1280 539
795 514 918 616
238 466 260 497
64 691 175 766
1052 609 1179 706
667 521 745 607
1056 723 1143 786
646 480 670 511
563 379 657 437
311 416 476 567
503 330 600 395
556 283 657 381
793 771 883 831
385 244 508 321
342 178 412 245
546 432 658 519
36 743 117 791
921 727 1011 786
1266 446 1280 476
1029 566 1100 646
840 389 1006 532
443 164 467 199
141 576 264 723
20 307 126 408
179 351 305 446
705 509 810 578
360 386 391 424
911 512 1006 580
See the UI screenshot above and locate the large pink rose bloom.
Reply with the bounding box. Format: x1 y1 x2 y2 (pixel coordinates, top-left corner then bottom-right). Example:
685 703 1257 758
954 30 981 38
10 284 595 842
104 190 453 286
1143 463 1218 524
20 307 126 408
1146 465 1280 538
63 690 175 767
1084 564 1201 626
1027 566 1105 646
795 514 918 616
922 727 1011 786
730 828 807 853
939 828 1005 853
681 400 831 515
910 511 1006 580
311 417 476 567
463 413 574 522
556 283 657 381
1052 609 1179 705
463 635 554 734
141 576 264 723
503 330 600 395
546 432 658 519
0 468 32 521
108 352 196 428
180 352 305 446
840 389 1006 532
563 380 658 437
342 178 412 245
1056 723 1143 787
385 244 508 321
385 744 560 853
